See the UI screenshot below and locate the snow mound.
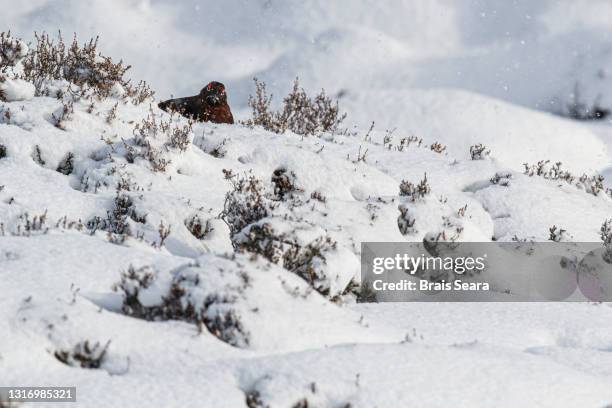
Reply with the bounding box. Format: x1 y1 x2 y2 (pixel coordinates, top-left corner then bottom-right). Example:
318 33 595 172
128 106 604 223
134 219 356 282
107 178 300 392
342 88 610 173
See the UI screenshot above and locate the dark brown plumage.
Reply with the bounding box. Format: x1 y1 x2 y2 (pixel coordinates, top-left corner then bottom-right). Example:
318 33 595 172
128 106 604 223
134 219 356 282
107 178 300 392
158 81 234 124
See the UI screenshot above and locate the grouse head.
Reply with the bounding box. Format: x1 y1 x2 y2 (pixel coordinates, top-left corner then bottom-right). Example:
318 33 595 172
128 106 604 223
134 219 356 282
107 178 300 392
200 81 228 106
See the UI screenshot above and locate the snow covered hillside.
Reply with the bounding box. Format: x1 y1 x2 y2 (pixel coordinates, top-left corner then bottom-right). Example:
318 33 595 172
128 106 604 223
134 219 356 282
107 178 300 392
1 2 612 407
5 0 612 115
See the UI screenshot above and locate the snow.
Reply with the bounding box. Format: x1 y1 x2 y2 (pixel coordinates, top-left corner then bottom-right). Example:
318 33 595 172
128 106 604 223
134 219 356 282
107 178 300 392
0 2 611 407
0 78 35 102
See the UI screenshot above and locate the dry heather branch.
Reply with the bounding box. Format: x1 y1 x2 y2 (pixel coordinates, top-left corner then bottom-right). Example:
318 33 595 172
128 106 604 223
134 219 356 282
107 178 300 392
490 172 512 186
113 265 250 347
524 160 611 197
236 222 338 297
56 152 74 175
54 340 110 369
602 219 612 263
271 167 302 199
470 143 490 160
397 204 417 235
548 225 571 242
16 31 153 102
396 136 422 152
399 173 431 202
243 77 346 136
125 109 193 172
221 174 275 237
430 142 447 154
185 214 213 239
0 31 28 73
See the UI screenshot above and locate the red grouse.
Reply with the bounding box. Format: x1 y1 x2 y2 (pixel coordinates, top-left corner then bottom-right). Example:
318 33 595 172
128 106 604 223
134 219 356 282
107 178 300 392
158 81 234 124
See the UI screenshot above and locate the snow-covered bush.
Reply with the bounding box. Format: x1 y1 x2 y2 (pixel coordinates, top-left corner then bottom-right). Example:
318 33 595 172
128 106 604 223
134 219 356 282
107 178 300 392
548 225 572 242
524 160 611 197
399 173 431 202
424 215 465 244
310 190 327 203
113 264 250 347
51 100 74 130
490 172 512 186
0 32 28 70
244 377 341 408
124 110 193 172
166 117 194 152
185 214 213 240
221 173 355 298
430 142 446 154
54 340 110 369
112 265 159 318
31 145 45 166
7 211 49 237
0 32 35 102
397 204 417 235
234 220 344 297
601 219 612 263
470 143 490 160
87 189 147 241
395 135 422 151
222 174 276 237
243 77 346 136
576 174 607 197
271 167 302 200
204 137 229 158
56 152 74 175
21 32 139 100
523 160 573 180
2 31 154 104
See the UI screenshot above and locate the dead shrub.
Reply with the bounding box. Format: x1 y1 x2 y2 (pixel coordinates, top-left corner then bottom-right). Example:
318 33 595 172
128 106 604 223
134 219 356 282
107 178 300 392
23 33 124 96
87 190 146 239
54 340 110 369
490 172 512 186
397 204 416 235
0 31 28 72
10 211 49 236
310 190 326 203
56 152 74 175
221 174 275 238
430 142 446 154
399 173 430 202
113 265 250 347
548 225 571 242
524 160 610 197
31 145 45 166
185 215 213 240
271 167 302 200
17 31 153 103
602 219 612 263
396 135 422 152
236 221 338 296
470 143 490 160
243 77 346 136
